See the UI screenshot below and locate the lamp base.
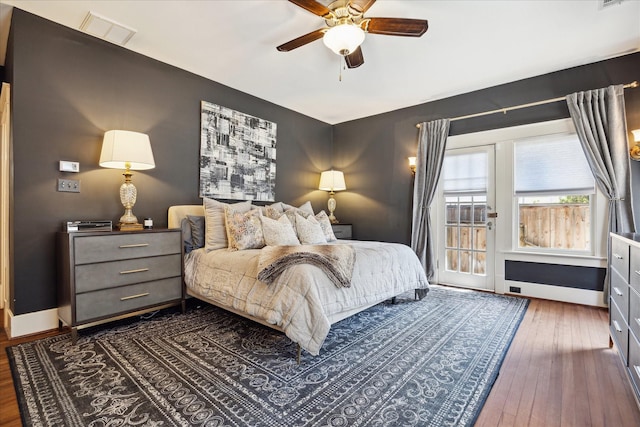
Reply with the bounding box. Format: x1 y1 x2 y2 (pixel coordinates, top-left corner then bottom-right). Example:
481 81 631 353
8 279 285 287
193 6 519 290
118 222 144 231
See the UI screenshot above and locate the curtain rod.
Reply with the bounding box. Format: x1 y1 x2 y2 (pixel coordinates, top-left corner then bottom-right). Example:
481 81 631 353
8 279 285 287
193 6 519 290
416 81 639 127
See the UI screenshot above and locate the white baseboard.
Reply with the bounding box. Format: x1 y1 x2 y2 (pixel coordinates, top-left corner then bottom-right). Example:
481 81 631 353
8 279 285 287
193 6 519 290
504 280 606 308
4 307 58 339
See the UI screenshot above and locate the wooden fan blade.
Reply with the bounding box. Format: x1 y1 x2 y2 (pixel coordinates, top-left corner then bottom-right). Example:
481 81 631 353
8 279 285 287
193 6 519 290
364 17 428 37
288 0 331 17
345 46 364 68
277 28 326 52
348 0 376 14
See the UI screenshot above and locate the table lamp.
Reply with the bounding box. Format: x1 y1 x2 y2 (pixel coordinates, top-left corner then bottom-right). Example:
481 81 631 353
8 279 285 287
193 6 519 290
319 170 346 224
99 130 155 230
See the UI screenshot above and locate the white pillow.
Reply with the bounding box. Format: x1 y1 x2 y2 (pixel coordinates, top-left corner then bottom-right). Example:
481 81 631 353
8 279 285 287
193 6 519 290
295 213 327 244
316 210 337 242
203 198 251 251
283 207 312 229
261 214 300 246
282 201 314 216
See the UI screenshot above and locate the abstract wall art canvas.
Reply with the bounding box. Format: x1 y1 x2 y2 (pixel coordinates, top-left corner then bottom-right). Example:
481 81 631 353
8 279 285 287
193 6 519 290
199 101 277 201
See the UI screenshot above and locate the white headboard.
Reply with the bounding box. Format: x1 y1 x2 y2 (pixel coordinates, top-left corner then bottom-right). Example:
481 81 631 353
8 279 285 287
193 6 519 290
168 205 204 229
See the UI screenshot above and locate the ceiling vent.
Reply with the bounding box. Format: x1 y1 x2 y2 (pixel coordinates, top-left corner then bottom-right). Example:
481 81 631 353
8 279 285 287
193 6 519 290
79 11 136 46
600 0 625 8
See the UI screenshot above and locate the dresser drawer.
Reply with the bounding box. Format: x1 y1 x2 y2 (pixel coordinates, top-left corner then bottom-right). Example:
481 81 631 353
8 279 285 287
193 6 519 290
75 277 182 322
75 254 181 293
628 330 640 397
630 245 640 294
630 288 640 341
611 268 630 321
611 236 630 282
611 298 629 365
74 231 181 264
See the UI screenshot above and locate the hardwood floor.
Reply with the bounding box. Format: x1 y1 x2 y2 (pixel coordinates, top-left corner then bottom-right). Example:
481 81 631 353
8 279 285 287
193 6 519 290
475 297 640 427
2 298 640 426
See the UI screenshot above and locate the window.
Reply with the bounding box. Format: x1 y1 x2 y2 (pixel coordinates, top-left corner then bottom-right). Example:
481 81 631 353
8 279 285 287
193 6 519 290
514 134 595 253
442 151 488 275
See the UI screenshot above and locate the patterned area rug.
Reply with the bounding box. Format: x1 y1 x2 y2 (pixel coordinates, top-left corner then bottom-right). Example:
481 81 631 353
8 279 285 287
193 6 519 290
8 286 528 427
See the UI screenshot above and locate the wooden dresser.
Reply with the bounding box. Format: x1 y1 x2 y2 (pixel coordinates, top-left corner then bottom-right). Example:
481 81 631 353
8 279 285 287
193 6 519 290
609 232 640 403
57 228 183 343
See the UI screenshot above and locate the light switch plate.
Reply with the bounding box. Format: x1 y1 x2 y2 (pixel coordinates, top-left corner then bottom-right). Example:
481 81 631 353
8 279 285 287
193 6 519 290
58 178 80 193
59 160 79 173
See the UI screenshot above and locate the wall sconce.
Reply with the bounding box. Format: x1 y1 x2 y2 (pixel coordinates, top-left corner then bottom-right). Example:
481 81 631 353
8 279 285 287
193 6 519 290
99 130 155 230
319 170 347 224
408 157 417 175
631 129 640 161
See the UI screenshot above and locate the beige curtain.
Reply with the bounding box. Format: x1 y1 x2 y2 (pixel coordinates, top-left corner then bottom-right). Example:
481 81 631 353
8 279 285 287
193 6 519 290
411 119 450 289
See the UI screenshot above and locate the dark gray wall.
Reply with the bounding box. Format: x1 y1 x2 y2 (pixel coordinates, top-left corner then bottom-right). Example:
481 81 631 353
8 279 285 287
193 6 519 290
7 9 333 315
332 53 640 244
6 8 640 315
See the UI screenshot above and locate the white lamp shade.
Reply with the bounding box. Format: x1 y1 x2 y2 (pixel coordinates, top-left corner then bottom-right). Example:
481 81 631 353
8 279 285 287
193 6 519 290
319 170 347 191
633 129 640 142
323 24 365 56
99 130 155 170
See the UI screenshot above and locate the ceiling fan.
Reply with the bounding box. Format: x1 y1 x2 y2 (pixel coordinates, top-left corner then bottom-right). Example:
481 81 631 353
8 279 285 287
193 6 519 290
277 0 428 68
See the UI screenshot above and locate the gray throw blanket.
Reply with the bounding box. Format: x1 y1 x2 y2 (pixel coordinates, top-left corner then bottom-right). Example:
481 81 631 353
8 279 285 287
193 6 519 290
258 244 356 288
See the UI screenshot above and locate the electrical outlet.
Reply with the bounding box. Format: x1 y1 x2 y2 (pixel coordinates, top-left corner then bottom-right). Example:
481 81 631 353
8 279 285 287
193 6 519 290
509 286 521 294
57 178 80 193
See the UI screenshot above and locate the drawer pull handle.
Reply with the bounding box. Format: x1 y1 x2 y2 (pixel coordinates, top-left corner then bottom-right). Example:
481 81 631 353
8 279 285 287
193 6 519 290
613 320 623 333
119 243 149 248
120 268 149 275
120 292 150 301
613 287 624 297
613 253 623 260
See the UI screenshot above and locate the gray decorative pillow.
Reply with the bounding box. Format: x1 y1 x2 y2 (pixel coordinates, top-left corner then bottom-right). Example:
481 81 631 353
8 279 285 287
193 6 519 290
224 206 265 251
186 215 205 249
203 198 251 251
261 214 300 246
181 218 194 253
316 210 337 242
295 213 327 244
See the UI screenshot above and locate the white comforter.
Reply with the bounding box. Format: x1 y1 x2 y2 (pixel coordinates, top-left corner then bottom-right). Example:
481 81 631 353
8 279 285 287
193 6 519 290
184 240 429 355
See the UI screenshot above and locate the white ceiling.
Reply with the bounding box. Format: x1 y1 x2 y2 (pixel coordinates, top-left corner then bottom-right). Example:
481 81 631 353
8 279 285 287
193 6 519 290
0 0 639 124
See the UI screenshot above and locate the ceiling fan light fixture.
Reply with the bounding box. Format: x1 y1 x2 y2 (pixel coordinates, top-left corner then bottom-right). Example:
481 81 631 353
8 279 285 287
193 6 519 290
323 24 365 56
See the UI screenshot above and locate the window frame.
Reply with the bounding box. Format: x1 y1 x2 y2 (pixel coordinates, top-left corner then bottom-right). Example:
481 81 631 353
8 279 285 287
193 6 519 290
510 132 599 257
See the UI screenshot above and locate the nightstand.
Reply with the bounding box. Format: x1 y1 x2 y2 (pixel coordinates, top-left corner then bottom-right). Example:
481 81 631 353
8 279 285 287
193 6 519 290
331 224 352 239
57 228 183 343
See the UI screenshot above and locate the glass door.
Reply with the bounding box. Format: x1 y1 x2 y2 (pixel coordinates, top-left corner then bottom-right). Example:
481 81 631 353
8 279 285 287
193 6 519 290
437 145 495 291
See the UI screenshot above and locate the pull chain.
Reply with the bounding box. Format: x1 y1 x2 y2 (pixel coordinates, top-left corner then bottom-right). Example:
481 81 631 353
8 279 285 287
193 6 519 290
339 56 342 82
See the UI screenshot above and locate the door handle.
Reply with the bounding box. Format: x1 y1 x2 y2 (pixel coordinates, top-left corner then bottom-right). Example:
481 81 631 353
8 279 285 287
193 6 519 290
487 221 493 230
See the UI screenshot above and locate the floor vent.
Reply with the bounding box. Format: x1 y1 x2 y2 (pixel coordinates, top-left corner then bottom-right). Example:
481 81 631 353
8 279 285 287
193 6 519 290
79 11 136 46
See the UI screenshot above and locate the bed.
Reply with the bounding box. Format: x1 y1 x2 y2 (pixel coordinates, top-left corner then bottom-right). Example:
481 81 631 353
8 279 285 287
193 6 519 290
168 204 429 356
